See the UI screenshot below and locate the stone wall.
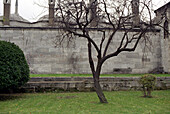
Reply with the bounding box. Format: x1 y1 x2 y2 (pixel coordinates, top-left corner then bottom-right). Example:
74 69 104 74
160 16 170 73
160 25 170 73
154 3 170 73
22 77 170 92
0 26 163 74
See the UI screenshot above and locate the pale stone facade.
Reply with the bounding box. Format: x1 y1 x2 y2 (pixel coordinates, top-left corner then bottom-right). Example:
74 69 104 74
0 1 169 74
154 2 170 73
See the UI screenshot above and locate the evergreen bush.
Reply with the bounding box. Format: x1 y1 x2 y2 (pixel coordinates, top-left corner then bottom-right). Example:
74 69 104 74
0 41 30 93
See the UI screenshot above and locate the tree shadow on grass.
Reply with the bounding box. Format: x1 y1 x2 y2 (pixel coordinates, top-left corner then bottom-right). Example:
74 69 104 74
89 101 109 104
0 94 25 101
140 95 159 99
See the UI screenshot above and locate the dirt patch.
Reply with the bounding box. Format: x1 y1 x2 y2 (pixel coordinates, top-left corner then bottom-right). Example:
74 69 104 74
89 101 99 104
57 96 77 99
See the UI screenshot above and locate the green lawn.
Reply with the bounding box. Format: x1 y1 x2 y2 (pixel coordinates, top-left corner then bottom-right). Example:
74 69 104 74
30 73 170 77
0 91 170 113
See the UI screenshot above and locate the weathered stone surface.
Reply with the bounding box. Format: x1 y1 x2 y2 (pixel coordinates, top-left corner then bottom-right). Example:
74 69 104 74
0 19 170 74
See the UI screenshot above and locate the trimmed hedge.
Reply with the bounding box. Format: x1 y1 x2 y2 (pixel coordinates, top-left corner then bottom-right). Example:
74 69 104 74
0 41 30 92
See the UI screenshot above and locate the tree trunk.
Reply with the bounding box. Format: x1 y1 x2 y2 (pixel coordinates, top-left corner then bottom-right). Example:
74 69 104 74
93 76 108 103
147 88 152 97
87 40 107 103
143 86 147 97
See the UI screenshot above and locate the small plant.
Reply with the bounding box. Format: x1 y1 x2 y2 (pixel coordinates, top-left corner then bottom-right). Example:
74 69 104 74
0 41 30 93
139 74 156 98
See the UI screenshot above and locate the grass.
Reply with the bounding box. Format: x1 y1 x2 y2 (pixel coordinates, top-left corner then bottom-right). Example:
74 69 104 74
0 91 170 113
30 73 170 77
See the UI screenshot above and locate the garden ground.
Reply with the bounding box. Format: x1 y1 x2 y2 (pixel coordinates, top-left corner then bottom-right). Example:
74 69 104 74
0 91 170 113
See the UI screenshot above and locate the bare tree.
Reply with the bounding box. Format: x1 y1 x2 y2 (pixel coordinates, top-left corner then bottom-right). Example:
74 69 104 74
55 0 167 103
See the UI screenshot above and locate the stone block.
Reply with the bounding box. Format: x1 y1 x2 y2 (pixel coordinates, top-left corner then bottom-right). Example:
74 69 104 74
32 64 51 73
125 53 139 58
36 48 49 53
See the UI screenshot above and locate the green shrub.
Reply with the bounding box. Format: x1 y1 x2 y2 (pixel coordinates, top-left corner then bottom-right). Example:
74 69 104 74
0 41 30 93
139 74 156 97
